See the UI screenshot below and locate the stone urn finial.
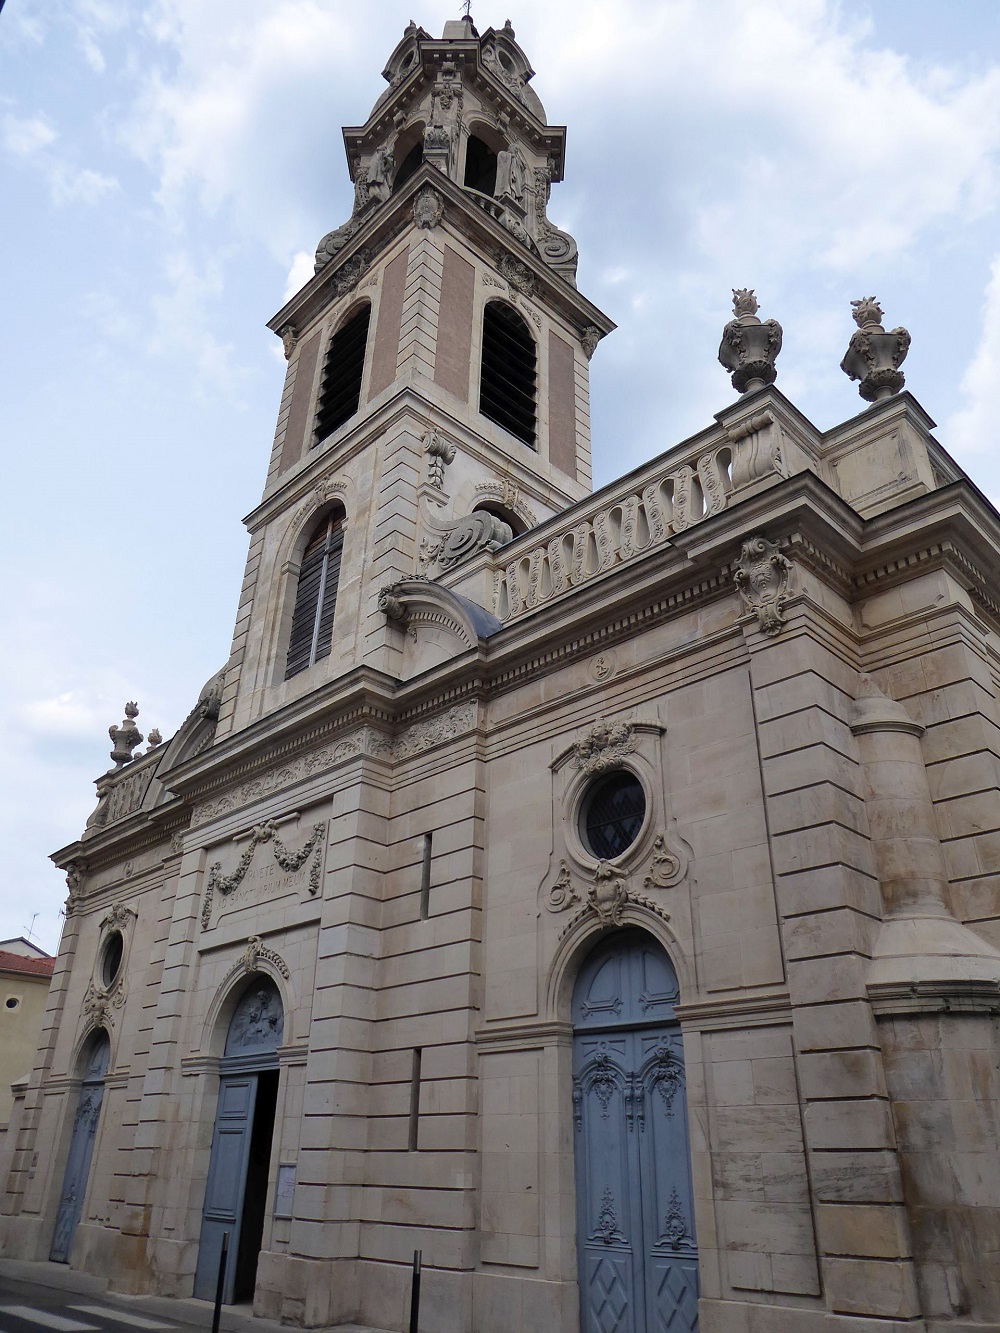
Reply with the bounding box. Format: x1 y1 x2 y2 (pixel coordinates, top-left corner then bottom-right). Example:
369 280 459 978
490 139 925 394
840 297 911 402
109 701 144 768
718 289 783 395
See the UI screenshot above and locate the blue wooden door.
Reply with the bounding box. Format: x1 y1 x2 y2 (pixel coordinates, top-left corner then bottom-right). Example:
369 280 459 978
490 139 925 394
572 931 698 1333
194 978 283 1303
193 1075 258 1301
51 1032 110 1263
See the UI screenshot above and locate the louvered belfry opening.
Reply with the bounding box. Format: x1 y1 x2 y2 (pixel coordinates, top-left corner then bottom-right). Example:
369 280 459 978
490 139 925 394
479 300 537 446
313 304 371 445
285 510 345 679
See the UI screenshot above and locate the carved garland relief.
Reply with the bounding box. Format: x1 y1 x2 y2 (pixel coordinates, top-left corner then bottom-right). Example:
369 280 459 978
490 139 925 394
201 819 326 928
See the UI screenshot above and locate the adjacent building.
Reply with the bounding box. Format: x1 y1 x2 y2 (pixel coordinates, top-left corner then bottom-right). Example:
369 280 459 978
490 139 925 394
3 15 1000 1333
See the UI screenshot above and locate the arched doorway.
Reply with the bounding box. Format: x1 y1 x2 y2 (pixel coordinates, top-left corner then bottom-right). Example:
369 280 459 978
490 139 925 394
193 977 283 1303
50 1029 111 1263
572 929 698 1332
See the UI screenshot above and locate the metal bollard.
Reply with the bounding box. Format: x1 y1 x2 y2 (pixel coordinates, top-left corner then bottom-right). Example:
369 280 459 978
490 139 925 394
409 1248 422 1333
211 1231 229 1333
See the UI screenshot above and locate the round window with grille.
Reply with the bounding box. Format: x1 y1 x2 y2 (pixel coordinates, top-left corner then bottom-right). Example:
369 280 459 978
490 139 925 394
580 771 646 860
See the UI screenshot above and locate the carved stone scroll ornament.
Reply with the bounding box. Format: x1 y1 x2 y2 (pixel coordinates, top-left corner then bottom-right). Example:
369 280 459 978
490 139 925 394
573 720 636 776
733 535 792 635
543 860 580 913
413 185 444 230
377 586 409 624
643 834 686 891
423 427 456 488
718 288 783 395
241 935 290 981
840 297 911 403
435 511 513 570
201 820 326 928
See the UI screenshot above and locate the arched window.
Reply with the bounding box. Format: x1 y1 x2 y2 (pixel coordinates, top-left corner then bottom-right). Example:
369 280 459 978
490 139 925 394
480 300 536 446
285 510 345 679
464 134 499 196
314 304 371 445
393 140 424 193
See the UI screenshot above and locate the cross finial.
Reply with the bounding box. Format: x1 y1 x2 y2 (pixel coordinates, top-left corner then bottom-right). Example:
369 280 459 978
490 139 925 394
462 1 472 17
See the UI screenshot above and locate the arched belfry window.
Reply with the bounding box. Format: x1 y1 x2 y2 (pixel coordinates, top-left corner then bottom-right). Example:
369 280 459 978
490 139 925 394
480 300 537 446
393 140 424 193
285 509 345 679
314 304 371 445
464 134 499 196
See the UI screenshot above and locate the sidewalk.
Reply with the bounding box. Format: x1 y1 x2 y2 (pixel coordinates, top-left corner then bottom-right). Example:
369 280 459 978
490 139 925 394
0 1256 395 1333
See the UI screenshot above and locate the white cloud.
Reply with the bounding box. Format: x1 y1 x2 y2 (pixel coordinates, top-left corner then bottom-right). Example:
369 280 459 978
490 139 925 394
945 254 1000 462
2 113 57 155
48 162 118 204
283 249 314 304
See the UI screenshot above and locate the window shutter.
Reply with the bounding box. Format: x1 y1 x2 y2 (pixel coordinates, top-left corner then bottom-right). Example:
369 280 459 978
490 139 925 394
479 301 537 446
314 527 344 662
285 515 344 679
314 306 372 444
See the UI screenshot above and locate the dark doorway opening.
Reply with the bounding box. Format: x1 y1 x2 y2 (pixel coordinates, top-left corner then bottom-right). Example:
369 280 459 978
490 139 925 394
233 1068 278 1302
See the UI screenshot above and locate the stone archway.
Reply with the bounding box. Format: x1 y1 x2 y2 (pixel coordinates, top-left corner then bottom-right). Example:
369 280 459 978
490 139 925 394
193 976 283 1304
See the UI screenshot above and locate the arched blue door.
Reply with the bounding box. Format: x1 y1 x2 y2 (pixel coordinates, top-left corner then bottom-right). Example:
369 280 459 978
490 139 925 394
50 1030 111 1263
572 930 698 1333
194 978 283 1304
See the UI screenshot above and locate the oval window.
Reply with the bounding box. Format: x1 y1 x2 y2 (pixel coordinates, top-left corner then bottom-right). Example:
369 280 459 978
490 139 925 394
581 771 646 860
101 930 124 988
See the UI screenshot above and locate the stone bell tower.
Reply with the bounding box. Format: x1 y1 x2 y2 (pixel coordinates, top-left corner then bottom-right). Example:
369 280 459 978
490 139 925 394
212 14 614 742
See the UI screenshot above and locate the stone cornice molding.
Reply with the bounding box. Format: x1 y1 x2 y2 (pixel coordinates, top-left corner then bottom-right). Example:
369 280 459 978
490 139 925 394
250 387 575 533
268 164 614 345
674 990 792 1029
868 978 1000 1017
474 1020 574 1052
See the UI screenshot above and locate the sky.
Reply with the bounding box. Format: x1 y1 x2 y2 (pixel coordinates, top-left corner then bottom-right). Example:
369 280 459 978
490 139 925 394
2 0 1000 954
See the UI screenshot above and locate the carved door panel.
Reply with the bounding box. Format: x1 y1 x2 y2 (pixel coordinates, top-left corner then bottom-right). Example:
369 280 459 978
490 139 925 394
193 1076 258 1302
572 931 698 1333
636 1033 699 1333
50 1034 110 1263
574 1035 642 1333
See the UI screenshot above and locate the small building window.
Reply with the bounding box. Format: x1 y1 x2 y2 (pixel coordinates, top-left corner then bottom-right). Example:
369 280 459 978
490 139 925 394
480 301 536 447
285 510 345 679
581 772 646 860
314 305 371 445
5 996 19 1010
100 931 124 988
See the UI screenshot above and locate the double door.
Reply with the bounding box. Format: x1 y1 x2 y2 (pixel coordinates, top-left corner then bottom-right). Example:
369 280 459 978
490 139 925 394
574 1021 698 1331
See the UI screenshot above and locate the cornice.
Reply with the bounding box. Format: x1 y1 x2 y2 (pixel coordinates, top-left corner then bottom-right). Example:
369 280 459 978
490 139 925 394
674 989 792 1030
244 385 583 535
267 164 614 342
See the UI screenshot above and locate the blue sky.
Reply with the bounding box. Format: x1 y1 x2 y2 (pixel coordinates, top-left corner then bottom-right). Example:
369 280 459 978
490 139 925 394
3 0 1000 953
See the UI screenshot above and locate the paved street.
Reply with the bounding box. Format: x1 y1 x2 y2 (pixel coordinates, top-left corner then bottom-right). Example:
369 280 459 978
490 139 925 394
0 1275 202 1333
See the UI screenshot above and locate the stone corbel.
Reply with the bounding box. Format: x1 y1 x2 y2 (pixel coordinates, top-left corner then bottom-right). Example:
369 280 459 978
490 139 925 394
726 410 787 490
377 578 501 646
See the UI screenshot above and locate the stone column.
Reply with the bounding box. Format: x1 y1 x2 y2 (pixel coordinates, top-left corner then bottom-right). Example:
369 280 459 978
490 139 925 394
852 674 1000 1323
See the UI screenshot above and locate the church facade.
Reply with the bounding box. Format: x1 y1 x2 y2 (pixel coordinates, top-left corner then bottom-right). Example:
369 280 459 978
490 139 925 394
4 16 1000 1333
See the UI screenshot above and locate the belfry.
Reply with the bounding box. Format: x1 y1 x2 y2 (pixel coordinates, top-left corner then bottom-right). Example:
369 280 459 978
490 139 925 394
5 15 1000 1333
